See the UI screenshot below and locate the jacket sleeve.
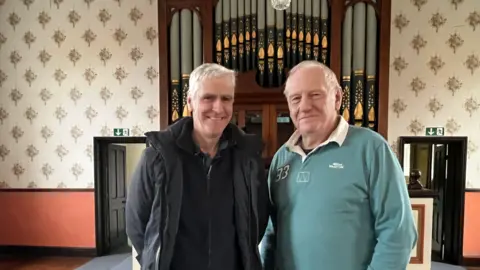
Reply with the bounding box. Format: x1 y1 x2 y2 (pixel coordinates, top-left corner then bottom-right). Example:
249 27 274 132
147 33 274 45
367 142 418 270
256 155 270 243
126 147 162 264
260 156 278 270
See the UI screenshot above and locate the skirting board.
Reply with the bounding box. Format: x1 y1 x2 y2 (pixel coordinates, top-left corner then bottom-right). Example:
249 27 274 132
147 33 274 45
463 257 480 266
0 245 96 257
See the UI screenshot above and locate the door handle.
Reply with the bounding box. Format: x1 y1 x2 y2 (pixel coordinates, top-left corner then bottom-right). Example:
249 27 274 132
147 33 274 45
122 200 126 203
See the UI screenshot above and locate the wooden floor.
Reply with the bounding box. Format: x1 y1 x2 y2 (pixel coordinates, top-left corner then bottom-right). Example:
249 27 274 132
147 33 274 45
0 256 478 270
0 256 92 270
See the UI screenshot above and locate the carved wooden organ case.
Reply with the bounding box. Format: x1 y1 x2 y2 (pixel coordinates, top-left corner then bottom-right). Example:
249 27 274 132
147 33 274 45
158 0 391 138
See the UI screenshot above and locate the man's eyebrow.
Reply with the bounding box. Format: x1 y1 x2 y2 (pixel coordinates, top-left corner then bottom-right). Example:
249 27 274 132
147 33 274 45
201 93 234 98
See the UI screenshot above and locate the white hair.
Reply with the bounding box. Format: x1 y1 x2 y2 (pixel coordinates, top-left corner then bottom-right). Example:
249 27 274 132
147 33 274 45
284 60 341 96
188 63 236 99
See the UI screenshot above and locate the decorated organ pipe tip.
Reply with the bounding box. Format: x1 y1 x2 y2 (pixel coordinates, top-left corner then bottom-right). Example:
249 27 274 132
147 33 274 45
341 0 379 130
352 2 366 127
214 0 330 88
170 12 180 122
181 9 193 117
320 0 328 64
340 5 352 124
231 0 238 70
251 0 258 70
266 1 275 87
297 0 304 61
366 1 378 129
276 9 285 87
304 0 311 61
169 9 203 122
257 0 266 86
311 0 320 62
238 0 245 71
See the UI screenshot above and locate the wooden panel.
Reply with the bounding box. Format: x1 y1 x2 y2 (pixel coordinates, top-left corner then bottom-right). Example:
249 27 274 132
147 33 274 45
233 104 271 157
377 0 392 139
269 104 293 156
410 204 425 264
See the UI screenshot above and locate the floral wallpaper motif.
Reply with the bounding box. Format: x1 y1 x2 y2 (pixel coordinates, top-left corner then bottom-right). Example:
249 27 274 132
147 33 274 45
389 0 480 188
0 0 159 188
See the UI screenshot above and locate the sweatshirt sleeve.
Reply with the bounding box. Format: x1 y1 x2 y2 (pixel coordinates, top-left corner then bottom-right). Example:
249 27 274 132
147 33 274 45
260 153 279 270
126 147 162 264
367 142 418 270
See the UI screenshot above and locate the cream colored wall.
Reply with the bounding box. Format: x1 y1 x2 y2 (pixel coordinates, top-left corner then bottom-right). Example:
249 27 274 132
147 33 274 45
0 1 159 189
388 0 480 188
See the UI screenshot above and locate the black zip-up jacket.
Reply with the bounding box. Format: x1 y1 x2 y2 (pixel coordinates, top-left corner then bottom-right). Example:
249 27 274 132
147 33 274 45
126 117 270 270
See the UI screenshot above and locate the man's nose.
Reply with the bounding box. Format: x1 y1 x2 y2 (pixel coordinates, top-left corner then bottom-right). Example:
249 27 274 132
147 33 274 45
299 97 313 111
212 99 223 112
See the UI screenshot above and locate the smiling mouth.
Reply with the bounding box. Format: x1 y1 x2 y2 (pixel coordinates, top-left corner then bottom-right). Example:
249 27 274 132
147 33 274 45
207 117 225 121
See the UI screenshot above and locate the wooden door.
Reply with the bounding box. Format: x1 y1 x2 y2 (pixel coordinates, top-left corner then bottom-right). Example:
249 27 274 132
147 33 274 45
106 144 128 252
232 104 270 157
442 144 458 264
269 104 295 157
432 144 447 260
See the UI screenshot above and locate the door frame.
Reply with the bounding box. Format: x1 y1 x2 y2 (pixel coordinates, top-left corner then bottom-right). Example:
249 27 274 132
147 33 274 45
397 136 467 265
93 136 147 256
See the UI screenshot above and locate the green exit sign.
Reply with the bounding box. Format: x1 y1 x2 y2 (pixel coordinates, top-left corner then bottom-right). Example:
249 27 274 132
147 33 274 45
113 128 129 136
425 127 444 136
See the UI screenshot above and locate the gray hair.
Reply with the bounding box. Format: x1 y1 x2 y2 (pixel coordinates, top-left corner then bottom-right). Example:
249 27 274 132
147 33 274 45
188 63 236 99
284 60 341 96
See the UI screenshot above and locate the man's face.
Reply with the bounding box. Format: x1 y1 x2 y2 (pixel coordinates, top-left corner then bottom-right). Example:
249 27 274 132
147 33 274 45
285 67 342 136
187 76 234 138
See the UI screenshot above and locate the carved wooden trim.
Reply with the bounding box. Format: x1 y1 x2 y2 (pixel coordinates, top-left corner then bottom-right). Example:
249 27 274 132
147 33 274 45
377 0 391 140
329 0 343 82
410 204 425 264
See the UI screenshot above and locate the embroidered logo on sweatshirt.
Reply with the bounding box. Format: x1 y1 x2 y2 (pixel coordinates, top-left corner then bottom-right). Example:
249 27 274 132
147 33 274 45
329 162 344 169
296 171 310 183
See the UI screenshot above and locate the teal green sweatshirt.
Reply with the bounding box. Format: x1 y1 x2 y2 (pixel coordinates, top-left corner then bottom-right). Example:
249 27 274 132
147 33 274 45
260 125 417 270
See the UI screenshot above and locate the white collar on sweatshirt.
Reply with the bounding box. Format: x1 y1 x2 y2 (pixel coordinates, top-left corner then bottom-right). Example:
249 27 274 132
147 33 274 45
285 116 349 158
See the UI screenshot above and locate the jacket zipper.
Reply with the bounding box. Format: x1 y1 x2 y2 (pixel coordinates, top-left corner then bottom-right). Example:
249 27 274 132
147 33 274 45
155 238 161 270
207 165 213 269
155 156 169 270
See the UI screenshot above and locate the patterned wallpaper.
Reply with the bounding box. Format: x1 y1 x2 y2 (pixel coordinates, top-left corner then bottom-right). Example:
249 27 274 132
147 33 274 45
0 0 159 188
1 0 479 189
388 0 480 188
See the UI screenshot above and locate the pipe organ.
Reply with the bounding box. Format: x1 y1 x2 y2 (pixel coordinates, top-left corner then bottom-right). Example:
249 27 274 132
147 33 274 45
341 0 379 129
214 0 330 88
160 0 391 147
169 9 203 122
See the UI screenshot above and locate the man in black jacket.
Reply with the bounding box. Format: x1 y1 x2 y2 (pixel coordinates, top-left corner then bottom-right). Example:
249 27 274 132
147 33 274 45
126 63 269 270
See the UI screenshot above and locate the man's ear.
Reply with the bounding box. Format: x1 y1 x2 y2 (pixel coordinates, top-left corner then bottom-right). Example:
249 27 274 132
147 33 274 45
334 88 343 111
187 96 193 112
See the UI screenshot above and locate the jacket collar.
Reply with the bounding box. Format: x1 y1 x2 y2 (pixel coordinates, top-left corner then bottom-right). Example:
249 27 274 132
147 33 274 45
146 117 261 155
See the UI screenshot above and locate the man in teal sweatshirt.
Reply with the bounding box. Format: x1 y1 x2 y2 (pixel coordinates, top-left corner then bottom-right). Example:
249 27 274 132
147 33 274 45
260 61 417 270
